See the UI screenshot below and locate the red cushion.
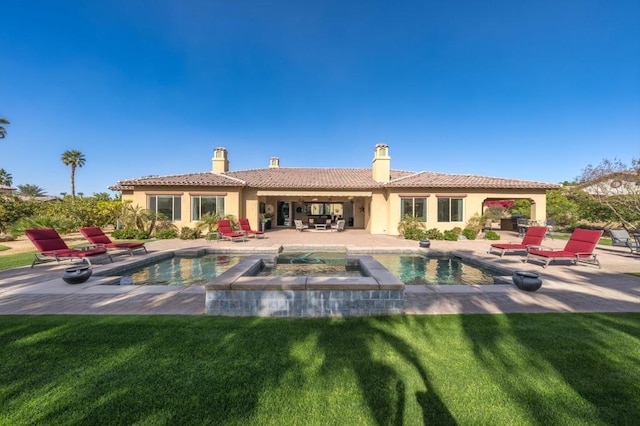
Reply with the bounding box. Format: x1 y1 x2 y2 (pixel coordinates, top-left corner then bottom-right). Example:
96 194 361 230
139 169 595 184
491 243 526 250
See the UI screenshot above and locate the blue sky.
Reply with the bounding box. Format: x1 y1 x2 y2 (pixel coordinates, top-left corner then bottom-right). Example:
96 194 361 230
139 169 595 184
2 0 638 196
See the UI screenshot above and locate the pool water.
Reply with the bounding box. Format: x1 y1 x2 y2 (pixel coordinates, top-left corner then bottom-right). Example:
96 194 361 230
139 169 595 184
105 252 501 286
258 251 359 277
109 254 242 286
276 251 347 265
372 254 498 285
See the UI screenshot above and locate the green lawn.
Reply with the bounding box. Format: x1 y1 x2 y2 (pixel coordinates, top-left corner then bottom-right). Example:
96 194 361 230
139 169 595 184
0 250 37 270
550 234 612 246
1 314 638 425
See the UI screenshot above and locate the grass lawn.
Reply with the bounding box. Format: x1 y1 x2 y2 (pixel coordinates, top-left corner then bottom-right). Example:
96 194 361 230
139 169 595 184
0 250 37 271
550 234 612 246
1 314 638 425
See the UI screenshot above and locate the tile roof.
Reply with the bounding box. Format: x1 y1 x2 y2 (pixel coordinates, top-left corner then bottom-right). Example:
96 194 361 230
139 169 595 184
110 167 560 191
386 171 560 189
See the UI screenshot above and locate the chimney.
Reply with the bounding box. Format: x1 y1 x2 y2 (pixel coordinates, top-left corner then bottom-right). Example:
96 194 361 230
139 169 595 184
212 147 229 173
269 157 280 168
372 143 390 182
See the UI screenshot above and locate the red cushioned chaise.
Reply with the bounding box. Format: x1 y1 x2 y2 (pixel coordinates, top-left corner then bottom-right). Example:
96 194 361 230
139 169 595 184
238 218 265 239
79 227 147 256
488 226 547 257
524 228 603 268
216 219 246 242
25 228 113 268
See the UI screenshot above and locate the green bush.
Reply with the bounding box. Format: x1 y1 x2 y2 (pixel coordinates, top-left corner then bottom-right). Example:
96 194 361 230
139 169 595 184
485 231 500 240
135 230 150 239
397 215 426 240
155 228 178 239
425 228 444 240
402 227 427 241
112 228 138 239
462 228 477 240
11 215 77 236
443 230 458 241
179 227 201 240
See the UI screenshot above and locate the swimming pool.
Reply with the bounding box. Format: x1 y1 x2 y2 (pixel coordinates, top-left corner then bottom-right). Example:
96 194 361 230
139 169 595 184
107 254 242 285
371 254 499 285
105 251 503 286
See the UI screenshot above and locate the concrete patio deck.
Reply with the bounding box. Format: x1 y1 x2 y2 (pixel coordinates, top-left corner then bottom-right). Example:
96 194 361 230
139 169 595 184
1 229 639 316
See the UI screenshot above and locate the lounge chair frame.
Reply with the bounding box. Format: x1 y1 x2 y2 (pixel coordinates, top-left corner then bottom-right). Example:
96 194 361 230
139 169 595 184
524 228 603 268
238 218 266 239
217 220 247 242
487 226 547 257
25 228 113 268
79 227 147 256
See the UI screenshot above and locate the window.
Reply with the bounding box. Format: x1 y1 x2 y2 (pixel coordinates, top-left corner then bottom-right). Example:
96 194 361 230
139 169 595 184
437 197 464 222
191 196 225 221
400 197 427 221
148 195 181 221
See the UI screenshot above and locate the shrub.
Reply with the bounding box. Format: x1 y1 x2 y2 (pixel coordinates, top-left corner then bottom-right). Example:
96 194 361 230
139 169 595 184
112 228 138 239
425 228 444 240
451 227 463 235
485 231 500 240
179 227 201 240
155 228 178 239
135 230 150 239
403 227 427 241
443 230 458 241
462 228 477 240
397 215 426 240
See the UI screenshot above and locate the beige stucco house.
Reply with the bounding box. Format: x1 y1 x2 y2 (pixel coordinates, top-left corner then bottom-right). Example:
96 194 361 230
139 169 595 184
110 144 560 235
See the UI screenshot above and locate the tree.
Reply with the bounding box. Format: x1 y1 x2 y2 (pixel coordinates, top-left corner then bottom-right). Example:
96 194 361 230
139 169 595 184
545 189 579 227
61 150 86 198
0 117 9 139
0 168 13 186
16 184 47 197
575 158 640 231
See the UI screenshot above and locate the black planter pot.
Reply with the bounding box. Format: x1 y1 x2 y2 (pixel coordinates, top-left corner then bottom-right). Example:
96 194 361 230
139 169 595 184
62 265 93 284
419 240 431 248
512 271 542 292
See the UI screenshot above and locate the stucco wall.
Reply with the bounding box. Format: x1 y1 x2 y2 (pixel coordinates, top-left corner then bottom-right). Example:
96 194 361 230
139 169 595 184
121 186 244 229
384 189 548 236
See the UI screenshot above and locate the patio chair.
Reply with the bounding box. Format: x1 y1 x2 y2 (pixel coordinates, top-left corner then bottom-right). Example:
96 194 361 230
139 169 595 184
25 228 113 268
487 226 547 257
608 229 636 252
217 220 246 242
331 219 346 232
238 218 265 239
79 227 147 256
628 233 640 254
294 220 309 231
524 228 603 268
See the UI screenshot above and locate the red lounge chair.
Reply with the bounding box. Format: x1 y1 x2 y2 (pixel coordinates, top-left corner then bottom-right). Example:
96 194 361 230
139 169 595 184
217 220 246 242
79 227 147 256
488 226 547 257
238 218 265 239
25 228 113 268
525 228 603 268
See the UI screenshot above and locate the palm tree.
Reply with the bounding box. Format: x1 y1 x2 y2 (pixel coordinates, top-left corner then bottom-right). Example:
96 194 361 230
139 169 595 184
61 150 86 198
17 184 47 197
0 168 13 186
0 118 9 139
